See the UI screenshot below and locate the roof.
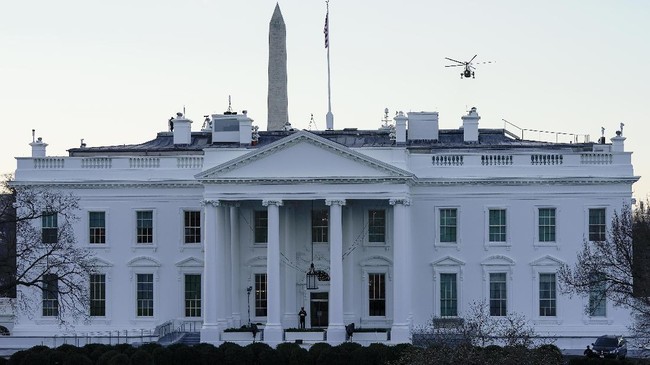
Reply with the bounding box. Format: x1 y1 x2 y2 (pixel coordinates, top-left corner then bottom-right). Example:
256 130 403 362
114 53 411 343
67 128 595 157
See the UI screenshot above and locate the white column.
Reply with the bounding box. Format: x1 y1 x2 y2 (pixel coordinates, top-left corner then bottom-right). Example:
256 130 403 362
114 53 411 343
326 198 346 343
263 199 283 343
214 203 229 330
390 198 412 343
230 205 241 327
200 200 221 344
223 205 233 327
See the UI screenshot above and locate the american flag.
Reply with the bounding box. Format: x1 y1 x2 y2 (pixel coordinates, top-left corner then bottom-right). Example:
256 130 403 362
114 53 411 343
324 12 329 48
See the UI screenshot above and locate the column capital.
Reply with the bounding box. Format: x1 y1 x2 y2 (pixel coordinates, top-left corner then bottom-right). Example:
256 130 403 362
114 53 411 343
325 199 346 206
262 199 283 207
201 199 222 207
389 198 411 206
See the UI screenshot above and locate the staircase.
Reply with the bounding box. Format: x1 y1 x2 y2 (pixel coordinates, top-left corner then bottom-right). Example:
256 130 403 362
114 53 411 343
179 332 201 346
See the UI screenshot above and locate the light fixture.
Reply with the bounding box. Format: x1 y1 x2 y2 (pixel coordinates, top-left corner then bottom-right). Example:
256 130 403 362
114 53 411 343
306 263 318 290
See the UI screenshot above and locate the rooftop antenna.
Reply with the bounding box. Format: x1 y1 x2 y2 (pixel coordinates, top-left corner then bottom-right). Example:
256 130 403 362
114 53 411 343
380 108 391 129
183 105 186 117
324 0 334 130
227 95 233 113
31 129 35 143
620 122 625 136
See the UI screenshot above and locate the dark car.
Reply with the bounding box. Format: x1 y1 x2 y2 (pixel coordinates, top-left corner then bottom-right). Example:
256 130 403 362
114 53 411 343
592 335 627 359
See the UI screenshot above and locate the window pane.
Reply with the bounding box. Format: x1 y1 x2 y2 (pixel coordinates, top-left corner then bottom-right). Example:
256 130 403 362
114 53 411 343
440 273 457 317
255 274 267 317
440 209 457 243
254 210 268 243
368 210 386 243
538 208 556 242
185 274 201 317
136 211 153 244
184 211 201 244
539 273 556 316
589 273 607 317
312 209 329 243
42 274 59 317
89 211 106 244
589 208 606 242
136 274 154 317
489 273 507 316
489 209 506 242
368 273 386 316
90 274 106 317
42 212 58 244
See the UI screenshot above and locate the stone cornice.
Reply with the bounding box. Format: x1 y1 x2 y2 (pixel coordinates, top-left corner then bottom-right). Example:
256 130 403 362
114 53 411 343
201 176 413 185
414 176 640 186
9 180 201 189
262 199 284 207
389 198 411 206
325 199 346 206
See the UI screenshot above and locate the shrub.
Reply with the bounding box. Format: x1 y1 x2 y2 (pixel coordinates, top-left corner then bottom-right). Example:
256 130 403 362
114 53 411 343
97 350 120 365
171 345 201 365
63 353 93 365
19 351 50 365
8 349 29 365
308 342 331 363
130 350 154 365
276 342 311 365
108 353 131 365
151 347 173 365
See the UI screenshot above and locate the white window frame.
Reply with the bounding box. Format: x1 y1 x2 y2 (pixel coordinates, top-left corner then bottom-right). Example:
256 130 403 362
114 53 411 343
431 256 465 317
252 209 268 245
481 255 515 317
585 206 608 243
530 255 563 324
484 207 510 249
128 256 161 322
133 208 157 250
360 257 392 324
175 257 204 319
434 206 461 249
180 208 202 247
364 207 391 247
87 258 113 324
534 206 560 248
86 209 109 246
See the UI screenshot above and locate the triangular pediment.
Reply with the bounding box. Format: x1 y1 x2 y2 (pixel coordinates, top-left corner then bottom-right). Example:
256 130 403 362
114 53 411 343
431 256 465 267
196 131 412 182
481 255 515 266
175 257 204 267
529 255 564 267
91 257 114 267
127 256 161 267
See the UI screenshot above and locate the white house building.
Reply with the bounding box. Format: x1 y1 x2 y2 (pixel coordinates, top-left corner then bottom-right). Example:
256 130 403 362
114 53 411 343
10 106 637 347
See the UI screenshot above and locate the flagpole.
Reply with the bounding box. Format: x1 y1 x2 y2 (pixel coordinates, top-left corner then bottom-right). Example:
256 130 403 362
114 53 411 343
325 0 334 130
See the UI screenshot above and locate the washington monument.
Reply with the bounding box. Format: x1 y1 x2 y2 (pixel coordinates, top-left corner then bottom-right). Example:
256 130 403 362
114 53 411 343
267 4 288 131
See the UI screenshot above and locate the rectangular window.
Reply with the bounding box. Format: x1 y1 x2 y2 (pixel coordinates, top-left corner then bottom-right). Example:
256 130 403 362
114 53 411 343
184 211 201 244
489 273 507 316
589 274 606 317
255 273 267 317
136 273 154 317
90 273 106 317
368 273 386 316
42 274 59 317
254 210 268 243
368 210 386 243
42 212 58 244
488 209 507 242
440 273 458 317
312 209 329 243
184 274 201 317
538 208 556 242
439 209 457 243
89 211 106 244
589 208 606 242
136 211 153 244
539 273 557 316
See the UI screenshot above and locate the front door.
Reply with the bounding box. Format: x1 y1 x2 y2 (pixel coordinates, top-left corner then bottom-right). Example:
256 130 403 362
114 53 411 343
310 292 329 328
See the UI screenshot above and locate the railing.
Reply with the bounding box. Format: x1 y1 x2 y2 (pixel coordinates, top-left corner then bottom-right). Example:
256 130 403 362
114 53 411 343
432 155 464 166
81 157 112 169
129 157 160 169
581 153 613 165
481 155 513 166
0 329 158 348
33 158 64 169
177 157 203 169
530 154 563 165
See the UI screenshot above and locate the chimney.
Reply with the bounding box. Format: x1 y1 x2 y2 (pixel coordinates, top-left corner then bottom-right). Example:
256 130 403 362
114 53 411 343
462 107 480 143
407 112 439 141
611 130 626 152
239 110 253 145
30 134 47 157
394 111 407 144
173 112 192 145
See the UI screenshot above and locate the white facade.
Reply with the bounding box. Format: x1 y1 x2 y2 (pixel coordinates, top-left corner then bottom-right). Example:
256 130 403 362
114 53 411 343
11 109 637 347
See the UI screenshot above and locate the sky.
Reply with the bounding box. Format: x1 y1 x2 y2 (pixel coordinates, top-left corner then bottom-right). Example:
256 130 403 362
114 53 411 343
1 0 649 198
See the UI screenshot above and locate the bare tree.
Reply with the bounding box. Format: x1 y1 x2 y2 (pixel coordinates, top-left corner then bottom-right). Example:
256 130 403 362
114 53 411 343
0 176 96 327
559 202 650 346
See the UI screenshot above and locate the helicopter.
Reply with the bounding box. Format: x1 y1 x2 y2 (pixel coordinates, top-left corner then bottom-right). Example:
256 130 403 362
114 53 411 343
445 55 494 79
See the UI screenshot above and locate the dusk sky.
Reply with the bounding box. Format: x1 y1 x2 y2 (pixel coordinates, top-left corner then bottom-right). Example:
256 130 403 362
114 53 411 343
2 0 649 198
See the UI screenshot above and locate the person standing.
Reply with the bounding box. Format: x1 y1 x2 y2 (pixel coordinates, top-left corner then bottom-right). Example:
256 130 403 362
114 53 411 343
298 307 307 329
